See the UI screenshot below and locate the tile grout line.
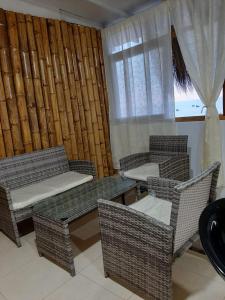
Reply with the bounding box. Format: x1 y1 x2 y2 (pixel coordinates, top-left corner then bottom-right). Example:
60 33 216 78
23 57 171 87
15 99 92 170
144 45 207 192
0 254 35 281
0 290 9 300
41 254 102 300
79 273 125 300
75 253 103 274
80 265 131 300
41 275 72 300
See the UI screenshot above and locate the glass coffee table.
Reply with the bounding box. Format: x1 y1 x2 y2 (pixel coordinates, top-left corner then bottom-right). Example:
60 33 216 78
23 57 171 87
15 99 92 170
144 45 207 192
33 176 137 276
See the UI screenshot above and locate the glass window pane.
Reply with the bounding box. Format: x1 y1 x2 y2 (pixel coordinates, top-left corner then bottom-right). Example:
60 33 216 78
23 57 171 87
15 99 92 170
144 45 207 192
174 83 223 117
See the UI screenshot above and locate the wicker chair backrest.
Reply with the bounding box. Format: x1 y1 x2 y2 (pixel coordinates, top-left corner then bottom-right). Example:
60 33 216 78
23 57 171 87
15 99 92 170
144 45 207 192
149 135 188 153
172 162 220 253
0 146 69 190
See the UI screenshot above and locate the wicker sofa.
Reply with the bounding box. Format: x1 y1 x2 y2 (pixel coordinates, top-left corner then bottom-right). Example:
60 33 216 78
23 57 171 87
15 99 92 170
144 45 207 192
98 161 220 300
120 135 190 195
0 146 96 247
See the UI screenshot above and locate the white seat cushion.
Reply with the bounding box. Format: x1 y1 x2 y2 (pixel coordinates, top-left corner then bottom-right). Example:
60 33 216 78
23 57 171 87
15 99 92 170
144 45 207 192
11 171 93 210
129 195 172 225
123 163 159 181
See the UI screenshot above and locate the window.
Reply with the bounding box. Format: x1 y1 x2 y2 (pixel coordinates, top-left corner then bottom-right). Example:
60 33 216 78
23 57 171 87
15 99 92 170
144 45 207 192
112 41 172 120
115 54 150 119
174 84 223 118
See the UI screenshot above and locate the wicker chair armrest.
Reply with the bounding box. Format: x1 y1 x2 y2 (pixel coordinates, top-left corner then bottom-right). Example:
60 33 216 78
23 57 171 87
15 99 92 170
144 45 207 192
68 160 96 179
98 199 174 299
119 152 150 171
150 150 188 157
149 154 172 164
0 182 21 246
0 182 12 206
158 154 190 182
147 177 181 201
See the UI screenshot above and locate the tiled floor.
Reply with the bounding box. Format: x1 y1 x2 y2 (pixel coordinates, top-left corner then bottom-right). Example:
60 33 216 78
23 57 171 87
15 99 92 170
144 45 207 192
0 214 225 300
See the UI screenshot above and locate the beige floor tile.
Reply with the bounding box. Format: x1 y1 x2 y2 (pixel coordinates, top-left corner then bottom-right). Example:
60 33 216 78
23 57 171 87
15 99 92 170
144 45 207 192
173 263 225 300
0 292 6 300
0 232 224 300
74 240 102 273
81 256 133 299
174 251 217 279
0 232 18 254
44 274 122 300
128 294 143 300
21 231 37 251
0 257 70 300
0 239 37 278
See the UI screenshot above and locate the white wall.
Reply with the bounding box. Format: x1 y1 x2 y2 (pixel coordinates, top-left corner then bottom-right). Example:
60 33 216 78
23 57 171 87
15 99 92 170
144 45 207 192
176 121 225 177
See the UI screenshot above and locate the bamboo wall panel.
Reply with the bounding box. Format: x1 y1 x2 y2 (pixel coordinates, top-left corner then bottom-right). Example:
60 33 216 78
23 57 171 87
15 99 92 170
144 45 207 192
0 8 113 176
0 9 23 155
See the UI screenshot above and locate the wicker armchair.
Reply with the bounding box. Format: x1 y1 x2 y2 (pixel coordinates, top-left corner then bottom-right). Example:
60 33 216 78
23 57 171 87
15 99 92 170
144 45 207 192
0 146 96 247
120 135 190 195
98 161 220 300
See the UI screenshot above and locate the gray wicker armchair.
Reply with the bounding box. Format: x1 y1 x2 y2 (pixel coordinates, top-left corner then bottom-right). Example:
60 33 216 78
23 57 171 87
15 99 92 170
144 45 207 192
0 146 96 247
98 161 220 300
120 135 190 195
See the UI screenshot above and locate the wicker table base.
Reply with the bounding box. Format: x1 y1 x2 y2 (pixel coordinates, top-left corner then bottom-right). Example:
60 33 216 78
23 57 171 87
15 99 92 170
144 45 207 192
33 214 76 276
33 176 137 276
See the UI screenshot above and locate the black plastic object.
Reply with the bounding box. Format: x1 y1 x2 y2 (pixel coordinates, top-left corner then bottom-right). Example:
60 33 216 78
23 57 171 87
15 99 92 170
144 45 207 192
199 198 225 280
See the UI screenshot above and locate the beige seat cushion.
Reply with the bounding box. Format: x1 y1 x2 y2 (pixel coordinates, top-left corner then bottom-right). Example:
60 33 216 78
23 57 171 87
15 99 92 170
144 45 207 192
11 171 93 210
129 195 172 225
123 163 159 181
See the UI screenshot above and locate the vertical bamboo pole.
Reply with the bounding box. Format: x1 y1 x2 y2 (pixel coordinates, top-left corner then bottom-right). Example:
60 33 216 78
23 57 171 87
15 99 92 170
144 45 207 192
73 25 98 170
61 21 85 160
79 25 104 177
0 9 24 155
97 31 110 117
68 24 90 161
6 11 33 152
32 16 56 147
0 59 6 158
86 27 109 176
0 65 13 156
47 19 72 158
0 120 6 158
96 30 113 174
17 13 42 150
54 20 78 159
40 17 63 146
74 25 99 175
25 15 50 149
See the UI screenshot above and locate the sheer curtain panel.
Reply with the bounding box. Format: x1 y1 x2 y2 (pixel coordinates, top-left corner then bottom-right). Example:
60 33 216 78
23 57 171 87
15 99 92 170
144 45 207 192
171 0 225 185
102 2 175 168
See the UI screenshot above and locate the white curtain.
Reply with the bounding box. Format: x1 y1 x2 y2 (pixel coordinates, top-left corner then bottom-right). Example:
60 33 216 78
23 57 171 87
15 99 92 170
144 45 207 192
171 0 225 185
102 2 175 168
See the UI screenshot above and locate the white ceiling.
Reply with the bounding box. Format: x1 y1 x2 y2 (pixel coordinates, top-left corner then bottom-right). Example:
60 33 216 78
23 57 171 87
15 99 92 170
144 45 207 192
21 0 161 27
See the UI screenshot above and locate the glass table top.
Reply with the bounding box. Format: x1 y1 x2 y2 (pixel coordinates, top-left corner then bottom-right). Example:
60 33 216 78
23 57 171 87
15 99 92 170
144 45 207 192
33 176 136 223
